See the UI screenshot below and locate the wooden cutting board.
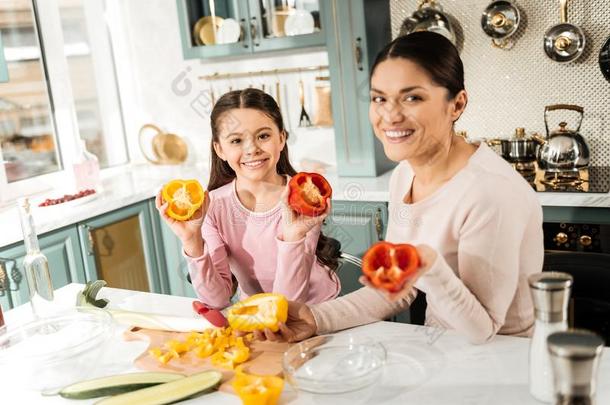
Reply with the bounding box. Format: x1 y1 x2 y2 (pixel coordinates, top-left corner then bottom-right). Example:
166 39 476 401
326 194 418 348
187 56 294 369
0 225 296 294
123 327 292 394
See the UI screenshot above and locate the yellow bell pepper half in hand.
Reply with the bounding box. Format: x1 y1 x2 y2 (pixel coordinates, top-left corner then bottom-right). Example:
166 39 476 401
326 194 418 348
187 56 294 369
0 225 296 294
227 293 288 332
232 367 284 405
162 179 205 221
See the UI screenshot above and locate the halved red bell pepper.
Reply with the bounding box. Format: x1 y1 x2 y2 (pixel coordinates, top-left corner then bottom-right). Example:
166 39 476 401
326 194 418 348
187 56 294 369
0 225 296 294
288 172 332 217
361 242 420 293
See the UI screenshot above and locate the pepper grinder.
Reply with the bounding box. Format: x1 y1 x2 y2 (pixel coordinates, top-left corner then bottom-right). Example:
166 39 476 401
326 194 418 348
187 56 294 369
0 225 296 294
548 330 604 405
529 272 574 402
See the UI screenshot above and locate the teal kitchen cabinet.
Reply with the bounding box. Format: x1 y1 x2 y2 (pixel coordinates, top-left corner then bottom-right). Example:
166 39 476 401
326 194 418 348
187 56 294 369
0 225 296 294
322 200 388 296
150 199 197 298
0 31 8 82
177 0 327 60
77 201 167 294
0 226 85 309
323 0 394 177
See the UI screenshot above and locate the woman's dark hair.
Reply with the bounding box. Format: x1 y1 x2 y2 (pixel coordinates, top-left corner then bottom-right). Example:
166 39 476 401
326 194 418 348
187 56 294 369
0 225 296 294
370 31 464 100
208 88 339 270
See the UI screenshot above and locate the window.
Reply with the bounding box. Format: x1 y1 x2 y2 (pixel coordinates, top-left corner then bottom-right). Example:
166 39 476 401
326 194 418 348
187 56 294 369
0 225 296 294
0 0 127 202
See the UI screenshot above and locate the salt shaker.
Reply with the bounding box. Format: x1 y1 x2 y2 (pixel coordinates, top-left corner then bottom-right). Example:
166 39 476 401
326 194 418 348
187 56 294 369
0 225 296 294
528 272 574 402
548 329 604 405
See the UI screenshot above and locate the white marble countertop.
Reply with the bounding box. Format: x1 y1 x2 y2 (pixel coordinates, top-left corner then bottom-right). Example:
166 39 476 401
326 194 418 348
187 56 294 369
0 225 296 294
1 162 609 248
2 284 609 404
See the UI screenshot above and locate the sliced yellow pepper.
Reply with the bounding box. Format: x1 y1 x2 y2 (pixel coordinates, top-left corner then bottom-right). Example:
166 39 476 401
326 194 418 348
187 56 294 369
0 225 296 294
162 179 205 221
232 367 284 405
227 293 288 332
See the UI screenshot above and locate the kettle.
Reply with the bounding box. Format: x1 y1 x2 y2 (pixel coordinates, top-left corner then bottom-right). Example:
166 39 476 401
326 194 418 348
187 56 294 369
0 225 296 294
533 104 590 172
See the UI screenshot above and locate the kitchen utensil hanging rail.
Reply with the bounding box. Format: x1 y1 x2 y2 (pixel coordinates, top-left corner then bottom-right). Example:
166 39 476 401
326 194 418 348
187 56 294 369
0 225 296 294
198 65 328 81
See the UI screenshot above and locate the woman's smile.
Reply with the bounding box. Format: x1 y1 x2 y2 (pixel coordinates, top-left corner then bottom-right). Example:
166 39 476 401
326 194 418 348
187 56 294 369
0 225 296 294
384 128 415 143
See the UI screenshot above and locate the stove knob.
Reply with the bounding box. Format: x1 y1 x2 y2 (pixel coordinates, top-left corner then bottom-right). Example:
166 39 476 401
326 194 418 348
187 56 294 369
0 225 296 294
554 232 568 244
579 235 592 247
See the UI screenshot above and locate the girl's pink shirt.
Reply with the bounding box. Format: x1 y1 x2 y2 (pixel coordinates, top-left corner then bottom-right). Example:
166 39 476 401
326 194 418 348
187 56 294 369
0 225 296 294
185 179 340 309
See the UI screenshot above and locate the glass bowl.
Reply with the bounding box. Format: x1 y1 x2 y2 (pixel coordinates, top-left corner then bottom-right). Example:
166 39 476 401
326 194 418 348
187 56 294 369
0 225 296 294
282 333 386 394
0 307 114 392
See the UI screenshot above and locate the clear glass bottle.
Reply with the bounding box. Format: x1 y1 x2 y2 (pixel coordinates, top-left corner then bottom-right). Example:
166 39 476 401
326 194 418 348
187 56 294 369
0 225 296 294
528 272 574 403
72 139 100 191
17 197 55 319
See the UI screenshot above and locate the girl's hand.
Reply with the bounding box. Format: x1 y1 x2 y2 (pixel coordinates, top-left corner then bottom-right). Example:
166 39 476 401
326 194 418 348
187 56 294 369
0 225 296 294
359 244 438 302
252 300 317 343
280 185 330 242
155 190 210 256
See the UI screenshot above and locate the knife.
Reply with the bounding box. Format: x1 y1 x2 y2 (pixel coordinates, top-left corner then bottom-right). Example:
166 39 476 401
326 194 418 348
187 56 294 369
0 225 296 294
192 300 228 328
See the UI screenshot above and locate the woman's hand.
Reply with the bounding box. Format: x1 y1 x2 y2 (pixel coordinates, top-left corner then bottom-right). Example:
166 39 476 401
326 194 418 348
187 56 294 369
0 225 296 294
155 190 210 256
359 244 438 302
252 300 317 343
280 185 330 242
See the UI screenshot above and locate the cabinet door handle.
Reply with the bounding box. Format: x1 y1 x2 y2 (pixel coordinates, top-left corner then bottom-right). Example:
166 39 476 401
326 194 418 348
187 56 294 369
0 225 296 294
374 208 384 241
354 37 363 71
240 18 248 48
83 225 95 256
251 17 260 46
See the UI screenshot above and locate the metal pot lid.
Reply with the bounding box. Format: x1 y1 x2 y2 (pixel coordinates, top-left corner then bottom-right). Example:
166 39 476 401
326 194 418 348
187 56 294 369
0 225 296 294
481 0 520 39
509 127 536 141
544 23 586 62
599 35 610 82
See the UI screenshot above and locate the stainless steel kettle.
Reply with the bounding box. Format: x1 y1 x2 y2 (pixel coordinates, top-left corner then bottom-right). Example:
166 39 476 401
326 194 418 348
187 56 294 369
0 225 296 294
533 104 590 172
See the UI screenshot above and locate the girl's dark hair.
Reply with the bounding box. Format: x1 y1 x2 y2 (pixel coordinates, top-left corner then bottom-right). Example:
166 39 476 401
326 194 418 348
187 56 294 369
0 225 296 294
371 31 465 99
208 88 339 271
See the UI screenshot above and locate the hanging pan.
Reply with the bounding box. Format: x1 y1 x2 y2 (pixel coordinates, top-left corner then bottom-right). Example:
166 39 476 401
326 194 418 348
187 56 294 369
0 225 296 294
481 0 520 49
600 34 610 82
543 0 585 63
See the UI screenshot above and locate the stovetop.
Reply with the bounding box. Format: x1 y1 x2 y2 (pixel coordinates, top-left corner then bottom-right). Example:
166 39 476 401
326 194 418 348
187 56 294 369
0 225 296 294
512 163 610 193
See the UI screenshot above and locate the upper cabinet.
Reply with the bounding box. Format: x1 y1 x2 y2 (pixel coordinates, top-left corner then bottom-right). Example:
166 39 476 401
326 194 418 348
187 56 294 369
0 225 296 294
176 0 326 59
323 0 394 177
0 32 8 83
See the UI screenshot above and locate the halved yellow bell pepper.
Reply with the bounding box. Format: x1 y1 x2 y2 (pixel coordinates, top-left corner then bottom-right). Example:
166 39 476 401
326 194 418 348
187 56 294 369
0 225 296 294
162 179 205 221
232 367 284 405
227 293 288 332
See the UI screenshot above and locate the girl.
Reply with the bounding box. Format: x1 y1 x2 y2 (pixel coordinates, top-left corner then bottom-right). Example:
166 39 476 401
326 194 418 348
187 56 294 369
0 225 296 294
156 89 340 309
257 32 544 345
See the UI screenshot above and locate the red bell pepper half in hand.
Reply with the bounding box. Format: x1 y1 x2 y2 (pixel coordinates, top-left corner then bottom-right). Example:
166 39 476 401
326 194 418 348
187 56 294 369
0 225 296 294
361 242 420 293
288 172 332 217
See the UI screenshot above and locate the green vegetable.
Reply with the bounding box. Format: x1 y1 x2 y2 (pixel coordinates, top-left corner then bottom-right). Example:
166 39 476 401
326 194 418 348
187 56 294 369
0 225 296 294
59 372 184 399
94 370 223 405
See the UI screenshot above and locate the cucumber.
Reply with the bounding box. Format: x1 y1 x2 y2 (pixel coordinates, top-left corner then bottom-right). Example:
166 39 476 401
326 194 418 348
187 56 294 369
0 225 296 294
94 370 223 405
59 372 185 399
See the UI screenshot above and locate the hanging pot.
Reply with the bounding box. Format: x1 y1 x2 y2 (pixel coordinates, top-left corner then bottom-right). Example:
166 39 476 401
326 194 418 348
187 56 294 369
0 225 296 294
543 0 585 63
399 0 456 45
600 34 610 82
481 0 520 49
533 104 590 172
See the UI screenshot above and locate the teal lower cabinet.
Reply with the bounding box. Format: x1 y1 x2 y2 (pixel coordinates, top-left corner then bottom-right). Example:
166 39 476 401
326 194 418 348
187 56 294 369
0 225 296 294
151 199 196 298
0 226 85 309
78 201 166 294
322 200 388 296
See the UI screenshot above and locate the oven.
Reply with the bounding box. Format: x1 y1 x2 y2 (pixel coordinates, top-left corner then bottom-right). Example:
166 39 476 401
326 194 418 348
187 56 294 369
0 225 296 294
542 222 610 344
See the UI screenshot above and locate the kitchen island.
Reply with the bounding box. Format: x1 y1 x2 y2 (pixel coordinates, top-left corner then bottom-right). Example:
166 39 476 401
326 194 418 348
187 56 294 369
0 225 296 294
2 284 609 404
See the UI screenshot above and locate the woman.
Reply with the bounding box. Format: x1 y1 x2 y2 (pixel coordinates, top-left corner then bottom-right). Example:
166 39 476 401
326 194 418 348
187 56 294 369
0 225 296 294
258 32 543 344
